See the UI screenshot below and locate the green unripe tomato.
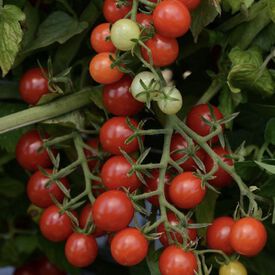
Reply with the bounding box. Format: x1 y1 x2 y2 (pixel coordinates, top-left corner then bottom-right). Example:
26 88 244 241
219 261 247 275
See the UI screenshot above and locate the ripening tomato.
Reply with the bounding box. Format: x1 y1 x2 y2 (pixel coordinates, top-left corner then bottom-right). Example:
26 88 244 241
206 216 235 254
89 52 124 84
39 205 76 242
159 245 198 275
136 13 153 28
19 68 49 105
170 133 206 171
186 104 224 143
101 155 141 192
141 34 179 67
90 23 116 53
103 0 132 23
153 0 191 38
230 217 267 257
84 138 100 171
111 228 148 266
219 261 247 275
27 169 70 208
204 147 233 188
92 190 134 232
103 76 144 116
157 212 197 246
35 257 66 275
178 0 201 10
65 233 98 267
99 116 140 155
169 172 206 209
16 130 53 171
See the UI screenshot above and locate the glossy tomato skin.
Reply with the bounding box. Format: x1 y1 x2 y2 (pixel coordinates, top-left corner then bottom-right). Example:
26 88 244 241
35 257 66 275
90 23 115 53
141 34 179 67
103 0 132 23
19 68 49 105
101 155 141 192
111 228 148 266
99 116 140 155
136 13 153 28
159 245 198 275
169 172 206 209
178 0 201 10
219 261 247 275
153 0 191 38
206 216 235 254
39 205 75 242
230 217 267 257
79 204 105 237
103 76 144 116
27 169 70 208
157 212 197 246
170 133 206 171
16 130 52 171
84 138 99 171
92 190 134 232
89 52 124 84
186 104 224 143
65 233 98 267
204 147 233 188
143 169 171 206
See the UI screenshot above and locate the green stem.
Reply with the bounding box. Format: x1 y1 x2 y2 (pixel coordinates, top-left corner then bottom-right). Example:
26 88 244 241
133 190 161 200
130 0 138 21
44 133 75 147
144 217 165 233
138 0 157 8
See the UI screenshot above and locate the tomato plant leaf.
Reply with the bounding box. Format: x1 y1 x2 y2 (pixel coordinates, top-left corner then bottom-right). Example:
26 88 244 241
0 4 25 76
0 177 24 198
14 235 38 255
268 0 275 22
265 118 275 145
222 0 254 14
255 161 275 174
146 245 162 275
253 23 275 52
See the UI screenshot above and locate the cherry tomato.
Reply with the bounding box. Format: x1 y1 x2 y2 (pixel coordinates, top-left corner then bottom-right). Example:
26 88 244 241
103 0 132 23
153 0 191 38
19 68 49 105
219 261 247 275
99 116 140 155
27 169 70 208
204 147 233 188
169 172 206 209
141 34 179 67
136 13 153 28
159 245 197 275
35 257 66 275
84 138 100 171
230 217 267 257
101 155 141 192
103 75 144 116
39 205 76 242
89 52 124 84
206 216 235 254
16 130 53 171
14 264 36 275
143 169 171 206
90 23 115 53
178 0 201 10
170 133 206 171
65 233 98 267
157 212 197 246
92 190 134 232
111 228 148 266
186 104 224 143
79 204 105 237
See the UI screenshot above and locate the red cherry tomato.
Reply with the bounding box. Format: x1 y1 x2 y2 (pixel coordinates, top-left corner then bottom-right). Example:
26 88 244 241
16 130 53 171
143 169 171 206
27 169 69 208
159 245 198 275
19 68 49 105
90 23 116 53
169 172 206 209
89 52 124 84
35 257 66 275
230 217 267 257
101 155 141 192
39 205 76 242
99 116 140 155
65 233 98 267
103 0 132 23
84 138 100 171
136 13 153 28
204 147 233 188
92 190 134 232
157 212 197 246
141 34 179 67
103 76 144 116
170 133 206 171
14 264 36 275
186 104 224 143
79 204 106 237
153 0 191 38
178 0 201 10
206 216 235 254
111 228 148 266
